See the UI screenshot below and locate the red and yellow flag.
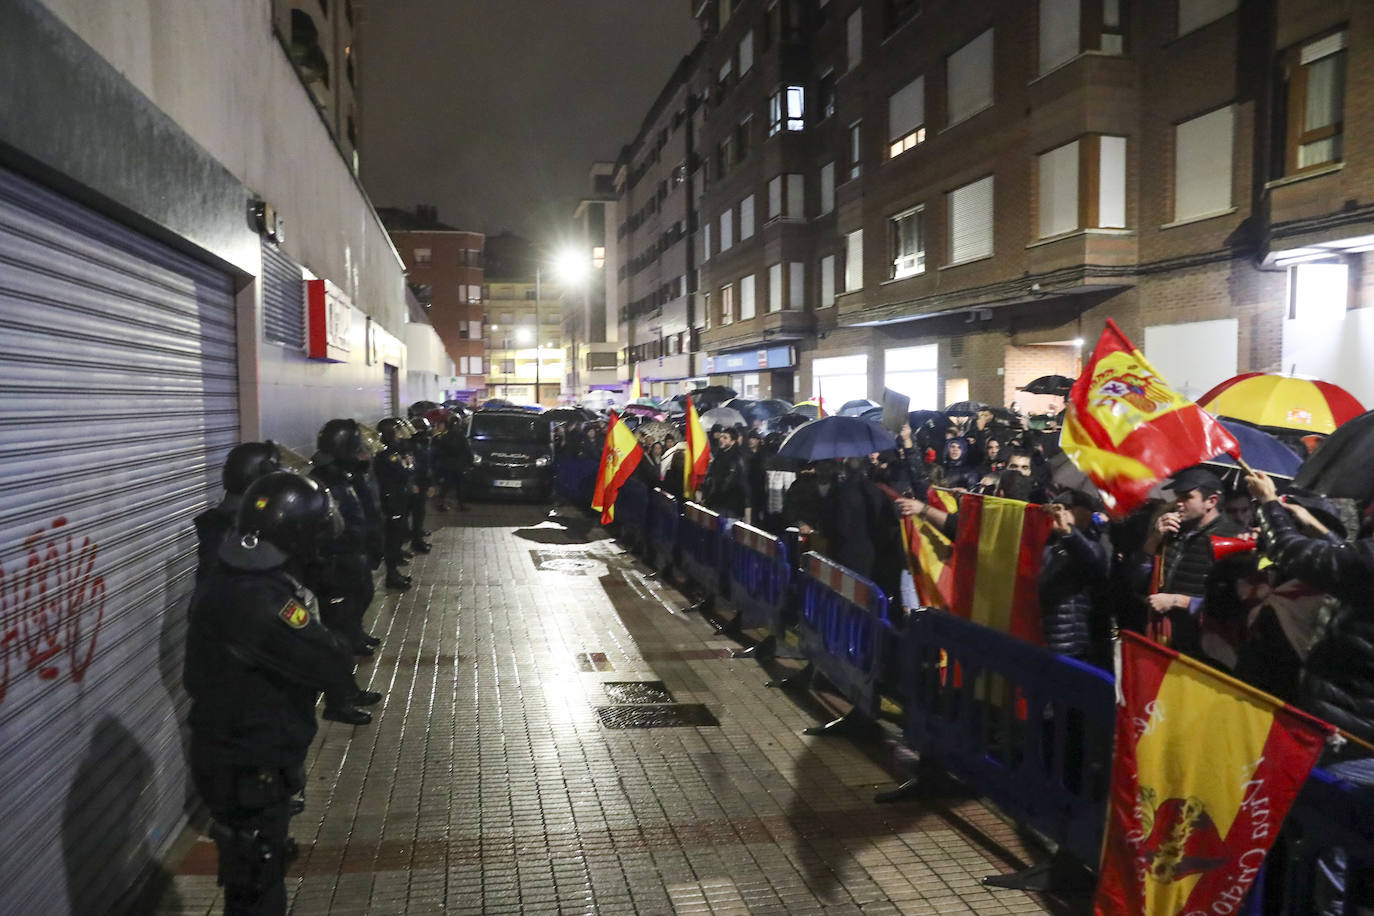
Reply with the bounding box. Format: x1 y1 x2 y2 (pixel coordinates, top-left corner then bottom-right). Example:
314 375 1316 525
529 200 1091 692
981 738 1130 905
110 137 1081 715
949 493 1053 643
628 364 643 401
591 411 643 524
1095 631 1332 916
1062 319 1240 516
901 486 959 609
684 397 710 497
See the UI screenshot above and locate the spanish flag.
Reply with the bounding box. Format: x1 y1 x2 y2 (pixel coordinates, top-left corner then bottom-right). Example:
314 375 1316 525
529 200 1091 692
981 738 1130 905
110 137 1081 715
629 363 643 401
591 411 643 524
1062 320 1240 516
1094 631 1332 916
901 486 959 609
684 397 710 497
949 493 1053 643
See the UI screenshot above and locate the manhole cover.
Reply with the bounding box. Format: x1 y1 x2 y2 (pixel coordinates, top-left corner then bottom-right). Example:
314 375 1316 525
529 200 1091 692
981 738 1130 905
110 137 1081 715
576 652 614 672
597 704 719 728
603 681 675 704
531 549 604 575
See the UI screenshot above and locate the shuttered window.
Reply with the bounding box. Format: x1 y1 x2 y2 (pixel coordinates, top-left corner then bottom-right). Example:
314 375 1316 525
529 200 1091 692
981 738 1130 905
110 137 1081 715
845 229 864 291
948 175 994 264
947 29 995 126
1039 0 1080 74
769 262 783 312
1178 0 1237 37
847 9 863 69
820 255 836 307
739 29 754 74
789 263 805 309
819 162 835 215
1099 136 1127 227
888 76 926 157
1038 140 1080 238
720 209 734 251
1174 105 1234 222
740 274 756 320
261 240 305 348
740 194 755 239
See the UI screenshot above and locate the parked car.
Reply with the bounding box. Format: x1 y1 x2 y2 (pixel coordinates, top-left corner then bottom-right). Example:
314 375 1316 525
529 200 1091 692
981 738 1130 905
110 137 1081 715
465 409 554 499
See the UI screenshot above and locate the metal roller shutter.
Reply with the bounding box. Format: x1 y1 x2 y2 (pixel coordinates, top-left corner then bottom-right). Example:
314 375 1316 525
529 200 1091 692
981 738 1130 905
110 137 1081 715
261 238 305 349
0 168 239 915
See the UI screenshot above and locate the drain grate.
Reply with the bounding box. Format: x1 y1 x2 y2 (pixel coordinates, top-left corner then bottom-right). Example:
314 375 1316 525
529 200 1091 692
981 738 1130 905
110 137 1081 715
597 704 719 728
603 681 675 704
575 652 614 672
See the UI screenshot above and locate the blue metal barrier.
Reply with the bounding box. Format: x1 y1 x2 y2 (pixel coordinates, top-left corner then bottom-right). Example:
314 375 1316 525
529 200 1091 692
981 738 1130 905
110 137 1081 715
728 522 792 635
678 501 729 602
900 609 1116 867
554 455 598 508
797 552 894 719
645 489 681 573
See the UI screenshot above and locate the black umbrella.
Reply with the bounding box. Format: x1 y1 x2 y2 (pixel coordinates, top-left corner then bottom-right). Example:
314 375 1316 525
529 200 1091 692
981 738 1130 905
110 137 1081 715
690 385 738 409
1293 409 1374 503
944 400 987 417
985 406 1024 427
1018 374 1076 396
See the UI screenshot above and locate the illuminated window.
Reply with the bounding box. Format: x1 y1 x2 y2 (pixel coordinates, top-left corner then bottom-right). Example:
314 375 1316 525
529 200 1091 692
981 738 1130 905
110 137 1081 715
720 283 735 325
1283 31 1346 173
888 76 925 158
413 247 432 265
848 121 863 179
889 206 925 279
769 86 806 135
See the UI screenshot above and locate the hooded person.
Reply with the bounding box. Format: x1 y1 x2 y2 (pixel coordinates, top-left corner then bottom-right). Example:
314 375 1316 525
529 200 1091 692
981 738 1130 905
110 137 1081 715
940 437 980 489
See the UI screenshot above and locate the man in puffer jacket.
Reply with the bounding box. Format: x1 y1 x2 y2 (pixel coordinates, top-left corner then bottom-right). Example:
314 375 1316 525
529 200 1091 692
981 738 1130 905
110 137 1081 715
1039 489 1112 663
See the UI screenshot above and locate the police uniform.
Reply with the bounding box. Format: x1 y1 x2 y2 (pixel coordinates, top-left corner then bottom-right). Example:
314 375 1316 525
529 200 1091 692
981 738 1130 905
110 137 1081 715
373 440 414 588
408 425 433 552
309 459 375 651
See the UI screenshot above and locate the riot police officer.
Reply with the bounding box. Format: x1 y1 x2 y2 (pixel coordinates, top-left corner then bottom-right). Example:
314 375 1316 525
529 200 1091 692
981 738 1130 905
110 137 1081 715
374 418 416 590
194 442 282 581
184 472 361 916
310 419 383 652
407 416 435 553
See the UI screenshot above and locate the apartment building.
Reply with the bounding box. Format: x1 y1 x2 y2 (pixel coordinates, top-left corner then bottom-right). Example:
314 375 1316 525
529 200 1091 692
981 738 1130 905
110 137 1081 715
613 49 705 400
485 278 565 406
567 164 623 399
641 0 1374 411
384 206 487 401
274 0 363 171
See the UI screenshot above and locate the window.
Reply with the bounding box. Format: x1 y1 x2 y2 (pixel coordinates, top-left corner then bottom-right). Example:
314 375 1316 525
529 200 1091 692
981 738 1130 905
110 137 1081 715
458 356 469 374
812 354 869 405
739 30 755 75
947 29 995 127
820 255 836 307
740 274 756 320
702 291 712 329
889 206 925 279
1098 136 1127 227
467 285 482 303
847 8 863 70
1101 0 1124 54
885 344 939 409
720 283 735 325
948 176 994 264
1178 0 1236 37
469 320 482 338
849 121 863 179
845 229 864 291
789 263 805 309
768 174 803 219
769 263 784 312
1038 140 1080 238
788 174 804 218
471 356 482 374
819 162 835 215
740 194 756 239
888 75 926 157
1039 0 1080 74
1284 31 1346 173
703 222 712 262
817 71 836 122
718 57 734 91
1174 105 1234 222
720 209 734 251
1289 262 1348 322
501 359 515 375
769 85 806 135
413 247 432 265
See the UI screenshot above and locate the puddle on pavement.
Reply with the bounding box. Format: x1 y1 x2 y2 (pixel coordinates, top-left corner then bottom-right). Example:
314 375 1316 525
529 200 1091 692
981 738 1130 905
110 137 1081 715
603 681 675 704
575 652 614 672
596 704 720 728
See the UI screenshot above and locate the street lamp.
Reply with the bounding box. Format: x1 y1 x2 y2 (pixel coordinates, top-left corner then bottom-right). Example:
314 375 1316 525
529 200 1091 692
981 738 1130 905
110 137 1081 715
535 249 591 406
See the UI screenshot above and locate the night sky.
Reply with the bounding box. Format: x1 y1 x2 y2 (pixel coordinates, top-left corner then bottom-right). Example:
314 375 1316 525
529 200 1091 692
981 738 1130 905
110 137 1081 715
360 1 699 241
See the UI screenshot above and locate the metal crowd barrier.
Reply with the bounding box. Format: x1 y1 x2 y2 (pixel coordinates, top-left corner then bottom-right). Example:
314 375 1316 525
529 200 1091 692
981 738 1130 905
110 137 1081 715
677 501 729 604
553 455 598 508
900 609 1116 868
796 552 895 720
644 488 681 573
727 522 792 635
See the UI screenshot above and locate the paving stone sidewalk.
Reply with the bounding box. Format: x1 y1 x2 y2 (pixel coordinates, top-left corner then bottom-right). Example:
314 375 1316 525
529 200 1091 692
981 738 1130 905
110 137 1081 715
155 502 1063 915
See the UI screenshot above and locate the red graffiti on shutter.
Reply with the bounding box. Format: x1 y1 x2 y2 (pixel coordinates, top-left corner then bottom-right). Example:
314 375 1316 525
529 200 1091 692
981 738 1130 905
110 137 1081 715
0 518 107 706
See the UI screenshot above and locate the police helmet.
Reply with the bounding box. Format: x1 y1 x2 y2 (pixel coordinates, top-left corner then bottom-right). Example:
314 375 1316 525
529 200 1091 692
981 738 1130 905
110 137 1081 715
220 472 342 571
317 418 369 465
377 417 413 448
409 416 433 438
222 441 283 495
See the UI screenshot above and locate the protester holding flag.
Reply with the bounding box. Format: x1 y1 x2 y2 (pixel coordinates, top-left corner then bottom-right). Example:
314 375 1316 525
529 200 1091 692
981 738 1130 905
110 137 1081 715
1039 489 1112 663
683 396 710 500
590 411 643 525
699 426 749 519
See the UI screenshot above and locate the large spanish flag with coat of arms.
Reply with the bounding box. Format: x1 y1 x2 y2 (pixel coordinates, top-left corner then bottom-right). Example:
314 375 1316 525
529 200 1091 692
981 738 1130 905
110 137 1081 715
1094 631 1332 915
591 411 643 524
1062 319 1240 516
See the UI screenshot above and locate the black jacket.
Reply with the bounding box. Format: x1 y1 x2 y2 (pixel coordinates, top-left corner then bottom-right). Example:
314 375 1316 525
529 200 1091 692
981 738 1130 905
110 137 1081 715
821 471 904 601
1039 525 1112 659
184 565 356 768
701 447 749 518
1259 501 1374 743
192 495 237 581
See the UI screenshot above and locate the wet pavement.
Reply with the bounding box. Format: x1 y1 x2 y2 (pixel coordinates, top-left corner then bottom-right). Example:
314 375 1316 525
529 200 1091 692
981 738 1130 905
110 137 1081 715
154 500 1062 914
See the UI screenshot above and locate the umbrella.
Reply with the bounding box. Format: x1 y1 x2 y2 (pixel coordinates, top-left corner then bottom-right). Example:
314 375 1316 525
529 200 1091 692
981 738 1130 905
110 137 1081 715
763 413 812 437
777 416 898 461
1293 409 1374 503
622 403 666 421
793 399 824 419
1048 451 1101 497
1203 419 1304 479
690 385 737 409
632 396 662 406
755 398 794 418
839 398 882 416
1198 373 1365 435
634 420 676 447
700 406 747 428
985 406 1024 427
944 400 987 416
1017 375 1076 396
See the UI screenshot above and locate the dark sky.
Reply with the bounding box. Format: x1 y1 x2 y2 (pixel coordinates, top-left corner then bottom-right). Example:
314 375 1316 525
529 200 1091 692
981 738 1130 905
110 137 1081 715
359 1 699 242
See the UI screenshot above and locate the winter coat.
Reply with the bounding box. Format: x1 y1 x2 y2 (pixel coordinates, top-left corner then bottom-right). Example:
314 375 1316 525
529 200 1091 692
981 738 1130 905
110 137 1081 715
1038 525 1112 660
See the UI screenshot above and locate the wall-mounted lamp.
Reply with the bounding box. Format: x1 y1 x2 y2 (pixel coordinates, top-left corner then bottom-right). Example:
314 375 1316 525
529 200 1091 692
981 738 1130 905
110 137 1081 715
250 198 285 244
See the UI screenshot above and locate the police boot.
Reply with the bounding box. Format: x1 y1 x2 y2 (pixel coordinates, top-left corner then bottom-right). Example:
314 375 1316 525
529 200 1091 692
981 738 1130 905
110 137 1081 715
411 539 433 553
322 705 372 726
361 632 381 648
385 571 412 591
353 689 383 706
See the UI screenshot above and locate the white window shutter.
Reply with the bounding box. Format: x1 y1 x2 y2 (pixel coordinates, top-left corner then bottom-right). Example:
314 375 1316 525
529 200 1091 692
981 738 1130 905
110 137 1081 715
768 175 782 218
947 29 995 125
1098 136 1127 228
820 256 835 307
740 274 756 319
740 194 755 238
787 174 805 218
820 163 835 215
769 263 783 312
721 210 734 250
1037 140 1079 238
1039 0 1081 74
739 30 755 74
847 9 863 70
949 175 994 263
789 262 805 309
845 229 864 290
888 76 925 140
1174 105 1233 221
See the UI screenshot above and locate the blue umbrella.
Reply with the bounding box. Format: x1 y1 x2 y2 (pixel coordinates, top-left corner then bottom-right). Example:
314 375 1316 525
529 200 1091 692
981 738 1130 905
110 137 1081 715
777 416 898 461
1205 419 1304 479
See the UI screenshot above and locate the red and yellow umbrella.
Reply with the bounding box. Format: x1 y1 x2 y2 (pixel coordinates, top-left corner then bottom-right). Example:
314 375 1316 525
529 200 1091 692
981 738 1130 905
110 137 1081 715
1198 373 1364 435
